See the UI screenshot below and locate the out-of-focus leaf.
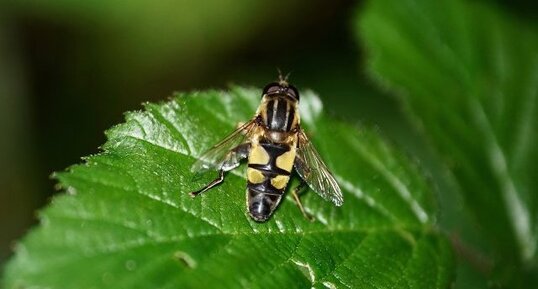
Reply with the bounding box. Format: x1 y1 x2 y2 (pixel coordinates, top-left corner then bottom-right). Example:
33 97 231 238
358 0 538 285
7 0 307 80
3 88 453 288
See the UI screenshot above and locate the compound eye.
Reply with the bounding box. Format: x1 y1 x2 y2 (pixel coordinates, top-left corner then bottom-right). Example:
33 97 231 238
262 82 281 96
287 85 300 100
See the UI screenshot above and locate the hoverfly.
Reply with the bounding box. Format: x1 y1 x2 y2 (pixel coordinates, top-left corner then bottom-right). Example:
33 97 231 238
190 76 343 222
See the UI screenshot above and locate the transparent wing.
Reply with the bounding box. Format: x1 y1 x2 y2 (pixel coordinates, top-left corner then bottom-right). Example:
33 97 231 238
295 129 343 206
191 119 257 173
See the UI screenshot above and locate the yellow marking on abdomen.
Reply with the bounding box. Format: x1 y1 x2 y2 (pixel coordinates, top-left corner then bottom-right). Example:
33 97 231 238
249 144 270 165
247 168 265 184
275 150 296 172
271 175 290 190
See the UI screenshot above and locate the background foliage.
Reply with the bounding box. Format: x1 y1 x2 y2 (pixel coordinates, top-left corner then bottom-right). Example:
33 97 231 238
358 0 538 287
1 0 537 288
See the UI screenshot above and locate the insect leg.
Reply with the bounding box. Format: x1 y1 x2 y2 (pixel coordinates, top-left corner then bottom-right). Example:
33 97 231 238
291 180 314 221
190 143 250 197
233 143 250 158
190 169 225 197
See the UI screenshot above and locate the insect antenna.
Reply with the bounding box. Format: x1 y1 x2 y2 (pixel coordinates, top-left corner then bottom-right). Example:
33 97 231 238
276 68 291 86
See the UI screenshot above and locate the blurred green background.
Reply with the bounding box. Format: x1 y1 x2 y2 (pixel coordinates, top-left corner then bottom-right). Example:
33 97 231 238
0 0 536 285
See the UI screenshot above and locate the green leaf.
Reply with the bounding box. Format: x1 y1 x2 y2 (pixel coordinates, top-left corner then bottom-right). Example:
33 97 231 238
3 87 453 288
357 0 538 284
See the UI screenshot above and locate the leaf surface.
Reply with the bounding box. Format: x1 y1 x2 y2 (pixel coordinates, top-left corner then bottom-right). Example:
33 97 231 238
358 0 538 284
3 87 453 289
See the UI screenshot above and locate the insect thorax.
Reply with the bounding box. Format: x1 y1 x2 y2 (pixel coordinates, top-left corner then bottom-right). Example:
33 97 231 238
259 95 299 133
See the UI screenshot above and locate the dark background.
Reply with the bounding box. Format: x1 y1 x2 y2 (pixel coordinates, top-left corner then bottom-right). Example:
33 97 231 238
0 0 536 267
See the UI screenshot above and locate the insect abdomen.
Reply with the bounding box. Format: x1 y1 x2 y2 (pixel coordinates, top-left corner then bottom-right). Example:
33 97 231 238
246 139 296 221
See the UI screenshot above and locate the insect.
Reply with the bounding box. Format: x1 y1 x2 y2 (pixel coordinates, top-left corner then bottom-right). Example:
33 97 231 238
190 76 343 222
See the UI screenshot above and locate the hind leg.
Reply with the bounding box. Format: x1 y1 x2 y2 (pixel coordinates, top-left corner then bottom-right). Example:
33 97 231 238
291 181 314 221
190 169 225 197
190 143 250 196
